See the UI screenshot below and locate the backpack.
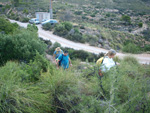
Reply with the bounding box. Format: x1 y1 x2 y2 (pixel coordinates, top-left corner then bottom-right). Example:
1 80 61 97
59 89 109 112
96 57 105 76
96 57 105 66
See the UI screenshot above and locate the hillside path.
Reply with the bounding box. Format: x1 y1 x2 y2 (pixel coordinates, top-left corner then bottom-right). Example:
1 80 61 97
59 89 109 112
9 19 150 64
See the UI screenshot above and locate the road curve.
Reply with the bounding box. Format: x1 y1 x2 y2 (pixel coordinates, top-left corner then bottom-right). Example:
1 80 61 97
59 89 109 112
9 19 150 64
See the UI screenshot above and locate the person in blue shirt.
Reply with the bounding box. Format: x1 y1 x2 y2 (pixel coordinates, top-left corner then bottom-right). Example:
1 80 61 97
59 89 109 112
57 51 72 70
53 47 63 63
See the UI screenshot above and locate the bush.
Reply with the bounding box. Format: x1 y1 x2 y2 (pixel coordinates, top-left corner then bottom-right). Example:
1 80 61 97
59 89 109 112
123 43 140 53
20 17 29 22
23 9 29 14
27 24 38 32
0 62 52 113
0 29 46 65
74 11 82 15
0 17 18 34
62 21 73 31
144 44 150 51
138 22 143 28
54 23 68 36
42 23 55 31
121 15 131 24
142 28 150 41
22 52 54 82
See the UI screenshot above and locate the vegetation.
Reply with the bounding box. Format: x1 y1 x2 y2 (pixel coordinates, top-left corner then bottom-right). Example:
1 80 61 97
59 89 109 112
0 17 150 113
0 55 150 113
0 18 46 65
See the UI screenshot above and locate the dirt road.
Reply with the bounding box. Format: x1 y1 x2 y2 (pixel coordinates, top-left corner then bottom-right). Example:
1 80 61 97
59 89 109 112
9 19 150 64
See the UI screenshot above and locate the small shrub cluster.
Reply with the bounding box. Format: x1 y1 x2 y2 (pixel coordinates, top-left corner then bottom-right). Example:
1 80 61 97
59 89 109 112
123 43 141 53
42 23 56 31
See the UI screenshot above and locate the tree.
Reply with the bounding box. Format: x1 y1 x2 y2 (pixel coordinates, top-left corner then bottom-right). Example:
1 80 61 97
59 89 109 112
138 22 143 28
121 15 131 25
0 17 18 34
13 0 20 7
0 30 46 65
27 24 38 32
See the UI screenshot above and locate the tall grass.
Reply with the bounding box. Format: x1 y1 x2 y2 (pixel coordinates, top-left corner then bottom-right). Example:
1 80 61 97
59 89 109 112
0 56 149 113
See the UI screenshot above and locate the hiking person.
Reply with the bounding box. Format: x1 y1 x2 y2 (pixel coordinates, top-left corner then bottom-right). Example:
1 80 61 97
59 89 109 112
96 49 118 76
56 51 72 70
53 47 63 63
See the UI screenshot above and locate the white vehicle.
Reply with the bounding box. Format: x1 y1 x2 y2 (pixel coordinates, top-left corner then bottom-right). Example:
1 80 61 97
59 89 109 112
29 18 40 24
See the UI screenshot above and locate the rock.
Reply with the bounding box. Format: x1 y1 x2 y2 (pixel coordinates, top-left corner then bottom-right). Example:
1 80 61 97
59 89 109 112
98 39 103 44
80 29 86 33
98 44 102 48
105 40 109 44
68 29 75 35
103 44 111 50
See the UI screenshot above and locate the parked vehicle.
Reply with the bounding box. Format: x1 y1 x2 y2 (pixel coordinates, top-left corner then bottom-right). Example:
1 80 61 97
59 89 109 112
41 19 58 25
29 18 40 24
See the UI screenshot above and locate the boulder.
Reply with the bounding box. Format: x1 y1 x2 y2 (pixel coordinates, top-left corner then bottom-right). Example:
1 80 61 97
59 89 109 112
98 39 103 44
68 29 75 35
103 44 111 50
98 44 102 48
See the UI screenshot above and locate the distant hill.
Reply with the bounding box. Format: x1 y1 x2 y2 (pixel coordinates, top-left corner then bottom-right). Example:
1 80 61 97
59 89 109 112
61 0 150 14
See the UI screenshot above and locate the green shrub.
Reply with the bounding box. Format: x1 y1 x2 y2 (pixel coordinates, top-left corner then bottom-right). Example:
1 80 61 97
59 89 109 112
121 15 131 24
0 17 18 34
90 14 96 17
142 28 150 41
23 9 29 14
123 56 139 65
20 17 29 22
27 24 38 32
22 52 53 82
123 43 140 53
138 22 143 28
144 44 150 51
0 62 52 113
62 21 73 31
54 23 68 36
42 23 57 31
74 11 82 15
0 29 46 65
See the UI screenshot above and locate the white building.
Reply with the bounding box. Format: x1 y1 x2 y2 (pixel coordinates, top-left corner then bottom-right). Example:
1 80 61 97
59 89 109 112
35 12 50 22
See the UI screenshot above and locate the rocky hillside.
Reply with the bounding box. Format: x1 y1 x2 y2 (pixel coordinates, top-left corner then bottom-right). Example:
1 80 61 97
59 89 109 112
0 0 150 53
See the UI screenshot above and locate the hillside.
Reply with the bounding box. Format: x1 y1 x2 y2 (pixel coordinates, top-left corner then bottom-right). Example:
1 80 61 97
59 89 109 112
0 0 150 53
0 18 150 113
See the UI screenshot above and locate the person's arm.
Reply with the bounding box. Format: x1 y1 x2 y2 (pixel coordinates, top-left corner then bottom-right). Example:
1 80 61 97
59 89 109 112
56 59 60 69
53 51 57 63
69 58 72 66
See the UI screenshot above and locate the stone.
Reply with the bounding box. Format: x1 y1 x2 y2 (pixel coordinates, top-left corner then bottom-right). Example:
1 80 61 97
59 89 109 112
68 29 75 35
104 44 111 50
98 44 102 48
98 39 103 44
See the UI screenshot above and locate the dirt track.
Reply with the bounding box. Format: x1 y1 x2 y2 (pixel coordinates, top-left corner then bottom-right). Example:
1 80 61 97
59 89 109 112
9 20 150 64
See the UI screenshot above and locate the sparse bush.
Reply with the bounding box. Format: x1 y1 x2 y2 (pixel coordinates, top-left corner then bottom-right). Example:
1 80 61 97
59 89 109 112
23 9 29 14
20 17 29 22
74 11 82 15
